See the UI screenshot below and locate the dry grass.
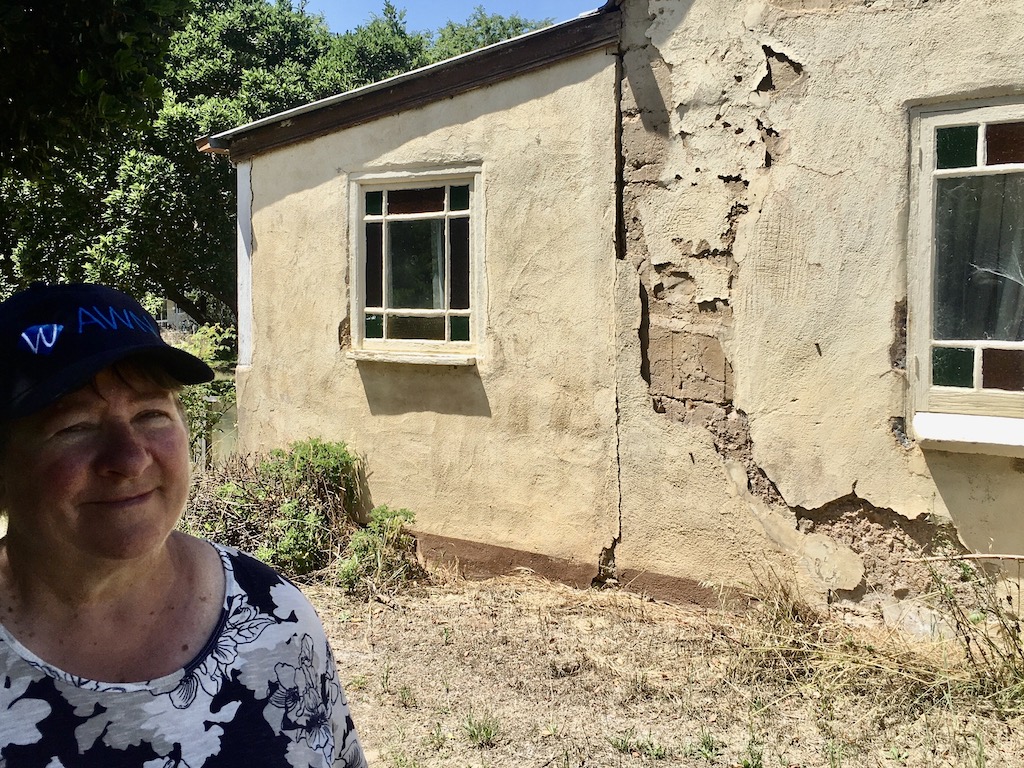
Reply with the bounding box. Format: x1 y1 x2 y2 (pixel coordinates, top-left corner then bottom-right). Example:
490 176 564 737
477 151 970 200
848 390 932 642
307 570 1024 768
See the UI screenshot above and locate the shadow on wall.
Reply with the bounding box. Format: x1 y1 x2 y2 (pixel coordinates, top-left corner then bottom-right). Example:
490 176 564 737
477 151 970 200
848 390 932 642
924 449 1024 558
356 361 491 417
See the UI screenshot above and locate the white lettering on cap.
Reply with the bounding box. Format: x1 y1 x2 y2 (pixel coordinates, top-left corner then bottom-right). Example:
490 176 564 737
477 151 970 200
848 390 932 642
19 324 64 354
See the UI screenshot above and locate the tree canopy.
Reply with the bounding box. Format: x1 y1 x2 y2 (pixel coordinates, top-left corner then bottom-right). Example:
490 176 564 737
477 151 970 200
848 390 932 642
0 1 550 324
429 6 545 63
0 0 194 178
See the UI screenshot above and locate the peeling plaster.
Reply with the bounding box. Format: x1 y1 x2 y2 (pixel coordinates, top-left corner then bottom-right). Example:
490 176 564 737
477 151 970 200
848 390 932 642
615 0 1024 597
725 461 864 591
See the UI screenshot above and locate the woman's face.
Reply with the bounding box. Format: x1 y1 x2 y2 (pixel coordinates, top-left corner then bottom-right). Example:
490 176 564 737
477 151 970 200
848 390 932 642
0 365 191 564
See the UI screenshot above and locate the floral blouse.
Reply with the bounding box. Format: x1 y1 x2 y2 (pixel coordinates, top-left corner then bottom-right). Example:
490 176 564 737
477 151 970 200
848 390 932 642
0 544 367 768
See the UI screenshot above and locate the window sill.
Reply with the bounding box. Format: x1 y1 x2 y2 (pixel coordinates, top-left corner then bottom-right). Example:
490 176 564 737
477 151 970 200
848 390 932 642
912 412 1024 457
346 349 477 366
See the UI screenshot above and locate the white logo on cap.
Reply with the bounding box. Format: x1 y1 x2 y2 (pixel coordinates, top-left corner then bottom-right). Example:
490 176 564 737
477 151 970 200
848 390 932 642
19 324 64 354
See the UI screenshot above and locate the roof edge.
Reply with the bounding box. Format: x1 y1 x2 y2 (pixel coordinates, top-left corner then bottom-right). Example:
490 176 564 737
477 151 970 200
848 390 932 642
200 6 620 162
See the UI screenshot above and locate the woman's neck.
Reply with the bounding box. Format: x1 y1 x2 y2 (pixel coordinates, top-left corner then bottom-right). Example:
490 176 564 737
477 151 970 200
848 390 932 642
0 528 179 609
0 533 225 682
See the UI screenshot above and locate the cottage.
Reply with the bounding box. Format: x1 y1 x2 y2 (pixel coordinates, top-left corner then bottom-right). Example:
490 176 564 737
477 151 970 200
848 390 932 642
202 0 1024 605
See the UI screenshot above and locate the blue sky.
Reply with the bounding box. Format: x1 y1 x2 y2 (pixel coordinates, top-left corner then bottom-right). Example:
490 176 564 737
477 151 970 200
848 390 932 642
300 0 599 34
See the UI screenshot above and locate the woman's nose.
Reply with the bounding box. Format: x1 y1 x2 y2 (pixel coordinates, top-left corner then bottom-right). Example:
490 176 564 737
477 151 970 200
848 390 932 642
96 422 152 477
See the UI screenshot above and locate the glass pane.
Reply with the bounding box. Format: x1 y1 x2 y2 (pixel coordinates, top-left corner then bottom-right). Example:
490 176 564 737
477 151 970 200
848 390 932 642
388 187 445 214
365 313 383 339
450 185 470 211
936 125 978 169
450 217 470 310
982 348 1024 390
932 347 974 387
365 222 383 308
986 122 1024 165
365 191 383 216
388 220 444 310
390 315 445 340
450 315 470 341
934 174 1024 341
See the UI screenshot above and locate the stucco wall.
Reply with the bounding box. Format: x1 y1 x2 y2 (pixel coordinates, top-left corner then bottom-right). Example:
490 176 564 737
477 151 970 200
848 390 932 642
616 0 1024 597
238 49 620 571
237 0 1024 602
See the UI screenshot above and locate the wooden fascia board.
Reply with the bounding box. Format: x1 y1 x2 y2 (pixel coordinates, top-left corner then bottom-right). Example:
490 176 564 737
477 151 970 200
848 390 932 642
214 10 620 162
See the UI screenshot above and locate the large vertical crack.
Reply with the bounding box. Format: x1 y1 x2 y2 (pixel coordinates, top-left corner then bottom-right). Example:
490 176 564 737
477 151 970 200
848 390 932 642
596 40 626 590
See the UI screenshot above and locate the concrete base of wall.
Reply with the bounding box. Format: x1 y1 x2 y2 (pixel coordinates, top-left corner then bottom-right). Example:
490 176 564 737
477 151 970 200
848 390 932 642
414 531 724 606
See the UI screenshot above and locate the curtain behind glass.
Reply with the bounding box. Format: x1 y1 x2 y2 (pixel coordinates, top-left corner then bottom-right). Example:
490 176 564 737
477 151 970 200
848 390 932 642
934 173 1024 341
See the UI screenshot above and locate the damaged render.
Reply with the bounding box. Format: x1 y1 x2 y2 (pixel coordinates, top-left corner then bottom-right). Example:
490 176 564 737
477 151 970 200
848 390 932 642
614 0 958 604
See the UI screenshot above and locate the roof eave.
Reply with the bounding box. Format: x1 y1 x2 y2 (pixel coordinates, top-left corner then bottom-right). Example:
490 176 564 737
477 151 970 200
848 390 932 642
199 6 620 163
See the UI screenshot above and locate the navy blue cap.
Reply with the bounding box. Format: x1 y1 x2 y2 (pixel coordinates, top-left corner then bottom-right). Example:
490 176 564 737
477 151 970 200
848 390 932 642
0 283 215 421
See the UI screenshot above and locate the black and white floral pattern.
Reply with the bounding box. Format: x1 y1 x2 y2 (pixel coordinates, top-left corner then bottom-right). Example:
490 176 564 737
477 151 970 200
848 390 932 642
0 545 368 768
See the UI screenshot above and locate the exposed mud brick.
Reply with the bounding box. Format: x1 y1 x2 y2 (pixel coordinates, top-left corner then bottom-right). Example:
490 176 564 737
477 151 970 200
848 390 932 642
706 407 787 509
622 113 667 183
647 321 733 403
795 497 959 601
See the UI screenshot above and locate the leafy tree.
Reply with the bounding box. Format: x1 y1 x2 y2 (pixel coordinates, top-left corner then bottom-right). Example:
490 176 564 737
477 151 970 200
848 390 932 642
0 0 194 178
83 0 337 323
0 1 551 325
1 0 333 323
310 2 429 97
428 5 550 63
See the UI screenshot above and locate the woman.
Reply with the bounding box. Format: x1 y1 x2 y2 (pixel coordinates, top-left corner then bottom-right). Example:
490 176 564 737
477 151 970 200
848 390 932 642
0 283 367 767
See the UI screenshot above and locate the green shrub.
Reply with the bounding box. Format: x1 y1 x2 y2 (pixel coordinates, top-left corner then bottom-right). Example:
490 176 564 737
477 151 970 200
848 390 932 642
260 437 361 520
183 438 362 577
184 439 423 597
334 505 424 597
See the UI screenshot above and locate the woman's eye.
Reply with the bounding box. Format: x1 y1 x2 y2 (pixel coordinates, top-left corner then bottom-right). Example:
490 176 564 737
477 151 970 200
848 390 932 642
139 409 173 423
56 421 95 435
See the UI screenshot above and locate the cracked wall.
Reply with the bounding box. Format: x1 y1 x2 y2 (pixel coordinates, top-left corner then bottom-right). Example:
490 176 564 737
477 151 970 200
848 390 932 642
613 0 1024 602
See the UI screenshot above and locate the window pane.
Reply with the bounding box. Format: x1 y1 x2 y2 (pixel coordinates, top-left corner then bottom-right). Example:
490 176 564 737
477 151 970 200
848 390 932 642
388 187 445 214
932 347 974 387
390 315 445 340
987 122 1024 165
389 220 444 309
982 348 1024 390
936 125 978 169
450 217 470 310
365 222 383 308
451 185 470 211
365 313 384 339
450 315 470 341
365 191 383 216
934 174 1024 341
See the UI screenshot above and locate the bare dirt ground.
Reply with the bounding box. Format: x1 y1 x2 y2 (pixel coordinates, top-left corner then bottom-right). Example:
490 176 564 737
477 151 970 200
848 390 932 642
306 573 1024 768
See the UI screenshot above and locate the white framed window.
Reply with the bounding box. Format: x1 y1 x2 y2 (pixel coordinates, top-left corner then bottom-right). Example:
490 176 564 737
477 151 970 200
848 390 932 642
348 168 482 365
910 100 1024 452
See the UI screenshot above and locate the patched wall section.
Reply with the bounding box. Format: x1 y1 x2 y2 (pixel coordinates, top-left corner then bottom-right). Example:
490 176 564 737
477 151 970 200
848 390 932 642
613 0 1024 602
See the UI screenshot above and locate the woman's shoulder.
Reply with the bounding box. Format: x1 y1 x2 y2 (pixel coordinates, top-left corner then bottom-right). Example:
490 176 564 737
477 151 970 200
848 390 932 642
210 542 324 629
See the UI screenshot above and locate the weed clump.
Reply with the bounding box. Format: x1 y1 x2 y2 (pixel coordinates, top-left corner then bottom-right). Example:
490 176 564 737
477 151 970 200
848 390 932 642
928 556 1024 712
183 438 423 596
334 505 425 598
732 564 1024 728
462 710 500 748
